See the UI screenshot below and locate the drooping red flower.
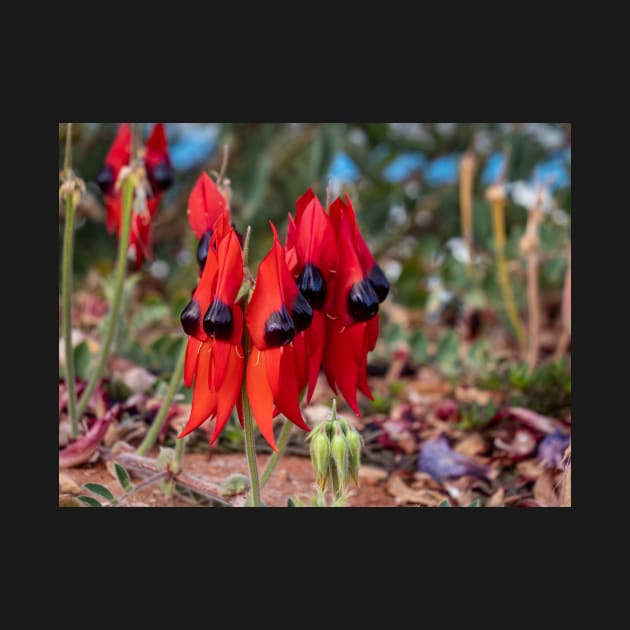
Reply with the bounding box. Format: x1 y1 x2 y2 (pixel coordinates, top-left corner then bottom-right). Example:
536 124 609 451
285 188 336 403
187 171 232 271
179 214 245 443
321 193 389 415
95 123 172 269
245 222 312 450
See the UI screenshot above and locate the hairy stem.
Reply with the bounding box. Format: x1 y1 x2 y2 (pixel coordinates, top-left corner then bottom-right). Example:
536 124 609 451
488 188 527 352
242 381 261 507
459 151 475 273
61 123 78 437
76 176 135 420
260 419 293 487
136 338 187 455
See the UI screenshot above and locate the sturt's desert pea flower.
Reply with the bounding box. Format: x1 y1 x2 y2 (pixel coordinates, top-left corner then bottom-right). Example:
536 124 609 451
179 181 389 450
285 188 337 403
95 123 173 268
322 194 389 415
245 222 313 450
179 214 245 444
186 171 232 271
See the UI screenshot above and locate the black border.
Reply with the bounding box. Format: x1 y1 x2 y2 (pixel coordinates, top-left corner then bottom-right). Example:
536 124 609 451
44 78 579 584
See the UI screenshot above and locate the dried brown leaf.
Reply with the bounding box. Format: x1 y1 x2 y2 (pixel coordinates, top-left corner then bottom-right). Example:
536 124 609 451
455 433 488 457
358 465 388 486
59 472 81 495
386 474 446 506
486 487 505 507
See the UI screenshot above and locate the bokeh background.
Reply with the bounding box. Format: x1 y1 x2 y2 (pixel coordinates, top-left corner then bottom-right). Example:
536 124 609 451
59 123 572 505
59 122 571 405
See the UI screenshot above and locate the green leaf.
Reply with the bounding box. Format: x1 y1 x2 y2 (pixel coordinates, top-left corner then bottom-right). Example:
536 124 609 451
384 323 405 347
287 498 296 507
409 330 429 364
438 499 452 507
114 464 133 492
78 495 102 507
73 341 91 380
434 330 460 375
85 483 115 502
467 499 481 507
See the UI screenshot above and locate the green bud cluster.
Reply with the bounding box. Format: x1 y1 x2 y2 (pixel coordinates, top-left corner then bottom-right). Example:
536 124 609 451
306 400 363 497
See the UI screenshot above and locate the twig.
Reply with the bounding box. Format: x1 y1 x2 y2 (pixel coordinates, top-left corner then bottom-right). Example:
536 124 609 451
113 471 169 506
459 150 476 272
520 189 544 372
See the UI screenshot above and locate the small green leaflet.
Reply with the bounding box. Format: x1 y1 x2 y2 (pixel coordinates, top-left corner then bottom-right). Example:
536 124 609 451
77 495 102 507
84 483 115 502
114 464 133 492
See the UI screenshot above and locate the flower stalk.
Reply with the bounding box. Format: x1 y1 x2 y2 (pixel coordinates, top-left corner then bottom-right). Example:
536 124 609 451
61 122 79 437
486 183 527 352
76 172 135 420
459 150 476 273
240 224 262 507
519 189 544 372
136 338 187 455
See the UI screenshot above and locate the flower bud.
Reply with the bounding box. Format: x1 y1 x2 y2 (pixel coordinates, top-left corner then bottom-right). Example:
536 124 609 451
346 427 362 485
337 417 351 436
310 431 331 490
325 421 335 441
330 432 350 493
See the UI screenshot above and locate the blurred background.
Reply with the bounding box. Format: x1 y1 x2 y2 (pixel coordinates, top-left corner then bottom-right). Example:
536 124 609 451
59 123 572 504
59 122 571 415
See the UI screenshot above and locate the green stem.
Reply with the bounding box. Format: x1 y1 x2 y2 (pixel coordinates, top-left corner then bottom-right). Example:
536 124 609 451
260 419 292 487
76 176 135 420
136 338 187 455
242 382 261 507
490 198 527 352
243 417 293 505
62 135 78 438
173 433 186 475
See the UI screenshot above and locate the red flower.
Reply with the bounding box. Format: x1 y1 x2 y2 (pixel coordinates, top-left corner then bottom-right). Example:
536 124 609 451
178 215 245 443
187 171 232 270
245 222 312 450
95 123 172 269
322 193 389 415
285 188 336 403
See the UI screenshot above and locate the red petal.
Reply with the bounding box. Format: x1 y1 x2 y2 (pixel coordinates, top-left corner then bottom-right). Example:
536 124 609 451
305 311 325 403
229 304 244 345
264 346 283 400
184 337 203 388
292 332 309 398
145 123 168 159
210 344 244 444
349 321 368 367
367 314 379 352
330 198 366 326
212 339 231 391
246 350 277 451
187 239 219 340
295 195 336 277
104 124 131 173
187 172 230 239
285 213 298 273
245 222 288 350
105 196 121 233
295 188 315 222
273 344 310 432
214 226 243 306
323 319 361 416
179 342 216 437
130 211 153 269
